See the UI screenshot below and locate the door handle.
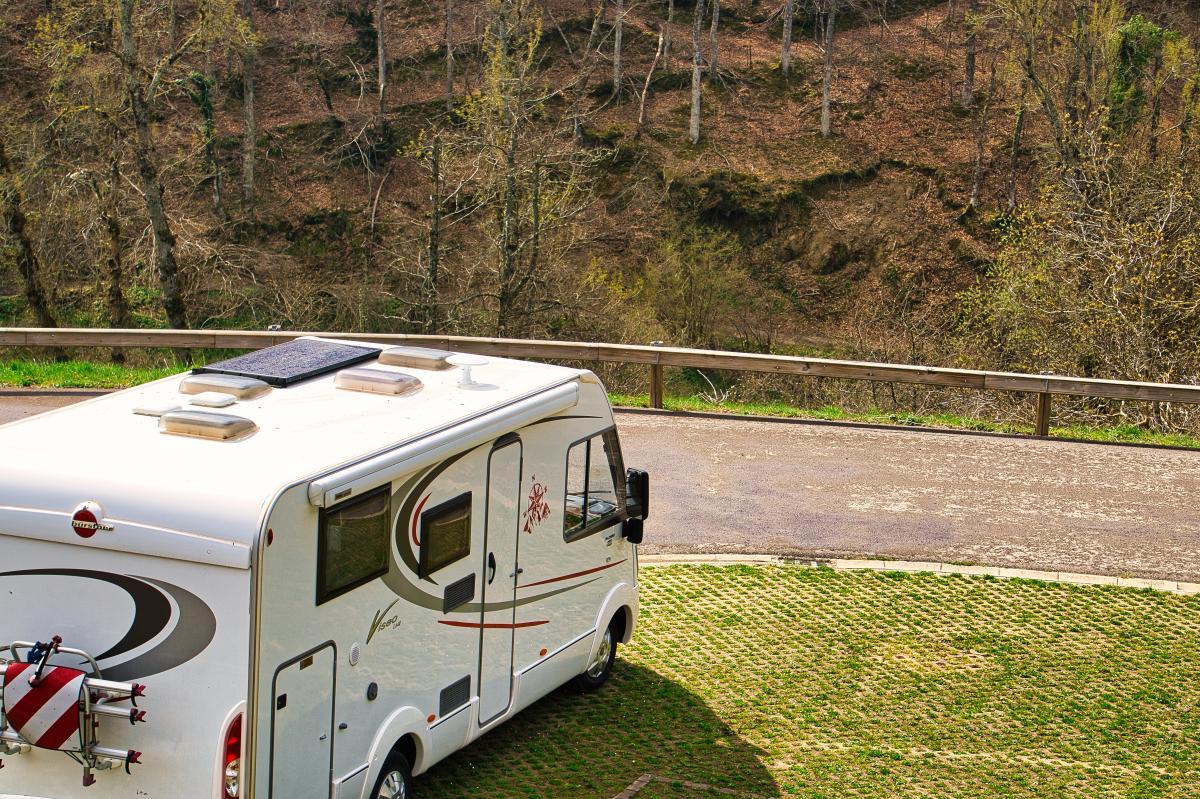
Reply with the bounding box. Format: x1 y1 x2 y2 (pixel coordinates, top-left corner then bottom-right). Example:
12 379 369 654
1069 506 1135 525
487 552 497 584
510 567 524 578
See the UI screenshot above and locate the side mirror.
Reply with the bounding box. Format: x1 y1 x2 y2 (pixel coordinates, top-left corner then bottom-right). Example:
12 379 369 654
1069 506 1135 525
625 468 649 521
622 517 644 544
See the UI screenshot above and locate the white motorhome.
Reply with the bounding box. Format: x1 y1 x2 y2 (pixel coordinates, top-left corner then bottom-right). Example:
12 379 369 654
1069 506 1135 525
0 337 648 799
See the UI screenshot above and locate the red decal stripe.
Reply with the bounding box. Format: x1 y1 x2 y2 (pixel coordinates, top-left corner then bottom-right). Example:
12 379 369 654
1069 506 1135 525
518 559 627 589
35 703 81 751
4 665 79 731
411 494 430 547
437 620 550 629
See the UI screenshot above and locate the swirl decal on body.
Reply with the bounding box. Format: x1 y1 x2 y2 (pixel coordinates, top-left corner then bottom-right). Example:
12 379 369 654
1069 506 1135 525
0 569 217 680
380 415 609 614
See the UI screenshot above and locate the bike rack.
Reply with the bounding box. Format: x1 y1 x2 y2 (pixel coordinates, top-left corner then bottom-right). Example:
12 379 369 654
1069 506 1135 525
1 637 146 787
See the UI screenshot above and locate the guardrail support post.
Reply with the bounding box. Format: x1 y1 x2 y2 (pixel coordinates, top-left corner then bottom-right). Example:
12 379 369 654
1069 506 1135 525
649 340 664 409
1034 392 1052 437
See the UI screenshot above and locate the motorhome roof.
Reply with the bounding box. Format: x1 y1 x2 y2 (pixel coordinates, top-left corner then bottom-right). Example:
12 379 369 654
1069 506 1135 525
0 338 584 553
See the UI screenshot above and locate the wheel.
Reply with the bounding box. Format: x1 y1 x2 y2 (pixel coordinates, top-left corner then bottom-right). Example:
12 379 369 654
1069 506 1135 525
572 621 617 691
372 752 413 799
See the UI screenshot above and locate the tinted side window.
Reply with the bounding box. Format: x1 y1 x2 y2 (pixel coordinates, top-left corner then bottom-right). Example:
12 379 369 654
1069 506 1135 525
419 492 472 579
318 486 391 604
564 430 626 541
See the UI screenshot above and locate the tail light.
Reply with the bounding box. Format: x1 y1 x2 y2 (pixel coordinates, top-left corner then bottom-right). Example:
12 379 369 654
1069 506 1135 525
223 714 243 799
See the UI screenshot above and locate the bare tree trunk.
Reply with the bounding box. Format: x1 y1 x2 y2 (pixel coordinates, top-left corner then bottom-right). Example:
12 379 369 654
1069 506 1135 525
444 0 454 111
97 151 130 362
425 133 442 332
118 0 189 337
1148 55 1163 164
708 0 719 78
571 0 610 141
636 28 665 135
1007 77 1027 214
961 0 979 106
665 0 673 63
968 60 996 209
612 0 623 99
689 0 707 144
376 0 387 125
820 3 836 137
781 0 794 76
0 136 59 337
240 0 257 213
1181 79 1199 163
168 0 178 46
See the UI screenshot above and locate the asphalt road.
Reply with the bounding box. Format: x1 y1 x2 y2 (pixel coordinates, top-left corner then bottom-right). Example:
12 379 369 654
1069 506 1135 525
4 391 1198 581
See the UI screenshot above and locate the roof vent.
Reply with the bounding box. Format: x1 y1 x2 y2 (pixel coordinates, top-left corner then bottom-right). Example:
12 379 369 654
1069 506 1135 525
378 346 455 371
133 401 181 418
180 374 271 400
187 391 237 408
335 367 423 396
159 410 258 441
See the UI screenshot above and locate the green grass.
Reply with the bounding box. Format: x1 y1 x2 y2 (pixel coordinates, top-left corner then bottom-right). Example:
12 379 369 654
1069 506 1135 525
417 565 1200 798
3 360 1197 448
0 360 181 388
610 392 1200 449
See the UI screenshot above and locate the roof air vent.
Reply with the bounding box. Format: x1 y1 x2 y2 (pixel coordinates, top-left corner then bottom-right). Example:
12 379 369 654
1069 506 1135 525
335 367 423 396
159 410 258 441
378 346 455 370
180 374 271 400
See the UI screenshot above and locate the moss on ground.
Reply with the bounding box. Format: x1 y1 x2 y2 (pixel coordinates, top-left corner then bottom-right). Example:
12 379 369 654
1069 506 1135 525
418 566 1200 798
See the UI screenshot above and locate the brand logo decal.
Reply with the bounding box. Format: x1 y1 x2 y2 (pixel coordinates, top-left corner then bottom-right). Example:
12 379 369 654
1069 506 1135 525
522 477 551 534
71 502 115 538
367 600 401 645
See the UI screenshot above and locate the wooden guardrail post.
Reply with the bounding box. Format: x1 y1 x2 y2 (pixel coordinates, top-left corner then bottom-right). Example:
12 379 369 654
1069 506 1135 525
1034 392 1052 437
649 340 664 409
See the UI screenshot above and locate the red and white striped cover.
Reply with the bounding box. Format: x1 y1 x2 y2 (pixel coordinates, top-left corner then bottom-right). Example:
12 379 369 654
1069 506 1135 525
2 661 85 751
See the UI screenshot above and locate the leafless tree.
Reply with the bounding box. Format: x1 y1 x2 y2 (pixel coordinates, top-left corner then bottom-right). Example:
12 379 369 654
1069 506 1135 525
690 0 708 144
376 0 388 125
781 0 795 76
445 0 455 110
961 0 980 105
818 0 837 137
709 0 720 77
637 28 666 134
240 0 257 212
613 0 623 98
0 135 58 333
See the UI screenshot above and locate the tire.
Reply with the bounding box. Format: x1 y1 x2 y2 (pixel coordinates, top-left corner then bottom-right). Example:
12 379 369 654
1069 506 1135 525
371 752 414 799
571 621 617 692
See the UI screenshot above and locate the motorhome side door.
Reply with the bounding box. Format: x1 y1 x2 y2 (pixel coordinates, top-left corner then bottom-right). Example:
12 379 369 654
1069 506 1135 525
478 434 522 724
270 642 336 798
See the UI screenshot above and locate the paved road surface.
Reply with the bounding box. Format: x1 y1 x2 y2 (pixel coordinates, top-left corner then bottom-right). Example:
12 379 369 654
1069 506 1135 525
3 391 1198 581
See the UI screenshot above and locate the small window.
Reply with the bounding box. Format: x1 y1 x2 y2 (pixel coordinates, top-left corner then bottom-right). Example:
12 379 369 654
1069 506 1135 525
317 486 391 604
419 493 472 579
564 430 626 541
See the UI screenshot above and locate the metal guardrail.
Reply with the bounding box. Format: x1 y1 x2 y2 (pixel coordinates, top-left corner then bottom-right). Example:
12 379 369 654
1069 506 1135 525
5 327 1200 437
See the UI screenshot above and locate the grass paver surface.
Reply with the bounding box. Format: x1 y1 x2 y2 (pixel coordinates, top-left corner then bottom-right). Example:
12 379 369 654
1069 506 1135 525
418 566 1200 798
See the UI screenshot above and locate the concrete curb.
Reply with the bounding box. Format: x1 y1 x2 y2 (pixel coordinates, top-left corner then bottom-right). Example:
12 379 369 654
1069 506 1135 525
638 554 1200 596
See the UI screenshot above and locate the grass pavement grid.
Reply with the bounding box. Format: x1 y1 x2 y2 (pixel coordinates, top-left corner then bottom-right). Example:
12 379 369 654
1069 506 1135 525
418 565 1200 799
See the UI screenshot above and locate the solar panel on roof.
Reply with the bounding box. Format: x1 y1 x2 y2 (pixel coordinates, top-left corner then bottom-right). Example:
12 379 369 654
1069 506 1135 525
193 339 379 387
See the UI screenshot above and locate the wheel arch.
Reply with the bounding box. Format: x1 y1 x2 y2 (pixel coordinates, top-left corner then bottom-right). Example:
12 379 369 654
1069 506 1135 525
363 705 430 787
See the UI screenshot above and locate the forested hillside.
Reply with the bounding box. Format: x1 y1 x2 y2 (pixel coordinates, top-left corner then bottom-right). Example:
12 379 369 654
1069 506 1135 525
3 0 1200 426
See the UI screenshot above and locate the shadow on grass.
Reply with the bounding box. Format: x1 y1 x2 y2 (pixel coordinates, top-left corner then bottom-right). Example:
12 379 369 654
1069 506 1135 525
416 659 778 798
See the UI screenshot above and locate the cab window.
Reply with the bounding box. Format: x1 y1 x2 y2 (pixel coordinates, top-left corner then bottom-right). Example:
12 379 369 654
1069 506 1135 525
317 485 391 604
564 430 626 541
